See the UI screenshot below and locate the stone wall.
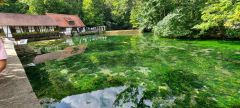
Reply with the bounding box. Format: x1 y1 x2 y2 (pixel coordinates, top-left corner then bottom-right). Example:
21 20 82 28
0 39 41 108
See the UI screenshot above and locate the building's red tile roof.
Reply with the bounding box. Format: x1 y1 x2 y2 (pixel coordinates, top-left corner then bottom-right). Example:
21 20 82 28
0 13 85 28
0 13 57 26
46 13 85 27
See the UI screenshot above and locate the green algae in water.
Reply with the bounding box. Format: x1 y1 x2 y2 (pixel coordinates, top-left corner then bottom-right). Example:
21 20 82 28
24 35 240 107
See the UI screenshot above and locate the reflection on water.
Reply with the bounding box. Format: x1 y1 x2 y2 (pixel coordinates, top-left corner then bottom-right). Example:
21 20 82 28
72 36 107 45
114 86 152 108
17 35 108 65
65 38 74 46
46 86 152 108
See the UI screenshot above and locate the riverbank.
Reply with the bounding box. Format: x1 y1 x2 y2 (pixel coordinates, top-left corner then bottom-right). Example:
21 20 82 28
0 39 41 108
105 30 141 36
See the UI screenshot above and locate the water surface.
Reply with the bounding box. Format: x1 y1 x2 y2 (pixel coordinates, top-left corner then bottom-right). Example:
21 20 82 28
20 34 240 107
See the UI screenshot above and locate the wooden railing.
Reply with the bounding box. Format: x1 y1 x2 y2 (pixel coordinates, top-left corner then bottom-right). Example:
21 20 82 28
77 26 106 36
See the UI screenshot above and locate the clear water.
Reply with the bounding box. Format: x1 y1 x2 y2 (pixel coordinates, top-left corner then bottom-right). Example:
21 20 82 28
21 34 240 107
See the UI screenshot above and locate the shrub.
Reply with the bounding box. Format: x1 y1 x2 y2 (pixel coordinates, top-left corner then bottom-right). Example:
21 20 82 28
225 29 240 38
154 13 192 38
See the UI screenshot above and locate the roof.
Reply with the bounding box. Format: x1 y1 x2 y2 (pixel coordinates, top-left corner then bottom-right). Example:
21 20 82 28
46 13 85 27
0 13 57 26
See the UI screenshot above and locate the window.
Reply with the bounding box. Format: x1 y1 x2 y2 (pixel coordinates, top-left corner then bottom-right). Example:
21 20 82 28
10 27 17 33
22 27 29 32
15 27 22 33
34 27 40 32
68 21 75 25
64 17 75 25
28 26 35 32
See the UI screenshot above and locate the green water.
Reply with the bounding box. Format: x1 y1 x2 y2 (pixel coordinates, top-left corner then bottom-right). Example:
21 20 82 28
23 34 240 107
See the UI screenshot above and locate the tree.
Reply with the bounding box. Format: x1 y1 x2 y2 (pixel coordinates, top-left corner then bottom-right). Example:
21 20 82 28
107 0 134 29
81 0 135 28
130 0 143 28
0 0 28 13
82 0 105 26
138 0 206 37
136 0 206 30
154 12 192 37
194 0 240 31
139 0 174 30
20 0 83 15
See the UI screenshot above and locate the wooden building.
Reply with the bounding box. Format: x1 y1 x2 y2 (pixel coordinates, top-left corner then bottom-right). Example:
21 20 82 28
46 13 85 35
0 13 57 38
0 13 86 38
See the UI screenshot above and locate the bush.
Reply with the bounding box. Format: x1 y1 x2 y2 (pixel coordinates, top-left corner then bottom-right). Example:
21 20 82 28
154 13 192 38
225 29 240 38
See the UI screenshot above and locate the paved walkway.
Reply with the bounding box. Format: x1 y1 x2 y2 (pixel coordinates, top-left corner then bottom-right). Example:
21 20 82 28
0 39 41 108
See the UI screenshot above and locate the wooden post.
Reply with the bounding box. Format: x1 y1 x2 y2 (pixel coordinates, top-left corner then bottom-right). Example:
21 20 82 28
7 26 8 38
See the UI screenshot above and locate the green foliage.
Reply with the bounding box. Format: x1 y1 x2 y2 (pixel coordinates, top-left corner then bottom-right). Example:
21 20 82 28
81 0 136 29
45 0 82 15
130 0 143 28
134 0 206 37
165 70 202 94
82 0 105 26
139 0 174 30
21 0 83 15
131 0 239 38
194 0 240 32
226 3 240 27
0 0 28 13
17 0 136 29
154 12 192 37
105 0 134 29
1 0 239 37
226 29 240 38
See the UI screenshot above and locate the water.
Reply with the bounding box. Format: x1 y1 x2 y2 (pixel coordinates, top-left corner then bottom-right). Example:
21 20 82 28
20 34 240 107
46 86 152 108
48 86 126 108
17 35 108 65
